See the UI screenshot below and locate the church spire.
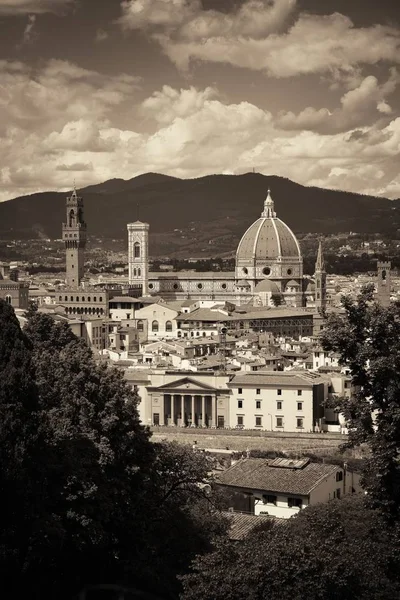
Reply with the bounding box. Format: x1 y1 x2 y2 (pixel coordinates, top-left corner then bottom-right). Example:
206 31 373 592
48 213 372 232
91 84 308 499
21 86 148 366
315 239 325 272
261 189 276 218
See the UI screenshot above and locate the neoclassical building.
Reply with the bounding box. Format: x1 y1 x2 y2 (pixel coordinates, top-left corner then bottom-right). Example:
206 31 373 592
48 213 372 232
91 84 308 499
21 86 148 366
128 190 323 308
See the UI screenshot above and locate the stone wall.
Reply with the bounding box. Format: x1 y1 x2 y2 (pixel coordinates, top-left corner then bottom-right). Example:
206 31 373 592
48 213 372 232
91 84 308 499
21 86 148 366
150 426 345 455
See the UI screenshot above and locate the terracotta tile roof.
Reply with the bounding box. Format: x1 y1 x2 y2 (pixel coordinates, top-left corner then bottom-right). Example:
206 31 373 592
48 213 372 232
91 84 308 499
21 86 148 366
224 511 286 540
217 458 339 496
228 372 314 388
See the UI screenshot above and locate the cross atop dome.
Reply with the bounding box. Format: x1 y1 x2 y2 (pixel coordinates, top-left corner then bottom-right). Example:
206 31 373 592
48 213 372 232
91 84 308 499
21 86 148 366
261 188 276 218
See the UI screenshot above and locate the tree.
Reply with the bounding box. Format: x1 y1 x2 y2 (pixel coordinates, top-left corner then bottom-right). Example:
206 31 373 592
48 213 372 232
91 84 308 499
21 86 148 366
0 300 42 591
320 285 400 518
181 496 400 600
20 311 154 597
9 311 229 598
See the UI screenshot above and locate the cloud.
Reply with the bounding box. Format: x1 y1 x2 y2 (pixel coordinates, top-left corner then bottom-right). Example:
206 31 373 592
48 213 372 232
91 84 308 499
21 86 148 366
0 68 399 202
141 84 217 124
21 14 37 44
276 70 400 133
95 28 109 42
118 2 400 77
0 0 75 15
56 162 94 171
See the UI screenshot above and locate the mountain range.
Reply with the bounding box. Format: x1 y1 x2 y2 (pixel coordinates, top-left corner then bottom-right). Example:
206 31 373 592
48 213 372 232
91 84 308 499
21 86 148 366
0 173 399 256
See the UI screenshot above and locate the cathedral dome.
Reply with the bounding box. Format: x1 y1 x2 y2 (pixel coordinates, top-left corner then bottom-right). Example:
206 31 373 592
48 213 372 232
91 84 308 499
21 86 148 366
236 190 300 262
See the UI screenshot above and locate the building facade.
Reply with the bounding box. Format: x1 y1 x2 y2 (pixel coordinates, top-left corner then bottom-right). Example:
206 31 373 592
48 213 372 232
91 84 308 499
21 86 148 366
227 372 326 432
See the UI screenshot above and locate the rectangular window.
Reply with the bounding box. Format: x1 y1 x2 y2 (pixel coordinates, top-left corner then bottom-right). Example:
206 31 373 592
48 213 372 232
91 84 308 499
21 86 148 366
315 352 320 358
297 390 302 396
256 400 261 409
336 471 343 482
238 387 242 394
238 400 243 409
237 416 244 426
288 497 303 508
276 417 283 428
277 401 282 410
296 418 304 428
297 402 303 411
336 488 341 499
255 416 262 427
263 494 277 505
277 389 282 396
256 388 261 395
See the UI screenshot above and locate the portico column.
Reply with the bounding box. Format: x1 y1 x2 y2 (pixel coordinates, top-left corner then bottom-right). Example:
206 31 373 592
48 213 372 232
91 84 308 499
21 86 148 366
181 394 185 427
160 395 165 426
171 395 175 426
201 395 205 427
211 395 216 428
191 395 195 426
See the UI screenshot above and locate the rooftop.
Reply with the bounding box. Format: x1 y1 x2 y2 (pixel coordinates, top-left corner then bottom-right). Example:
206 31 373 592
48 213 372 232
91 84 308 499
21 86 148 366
224 511 285 541
228 371 317 388
217 458 339 496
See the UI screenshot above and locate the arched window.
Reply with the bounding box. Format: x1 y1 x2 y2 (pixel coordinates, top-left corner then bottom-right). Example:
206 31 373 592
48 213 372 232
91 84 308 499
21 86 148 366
69 209 74 227
177 331 182 338
166 320 173 332
138 268 141 276
134 243 140 258
5 295 11 305
134 268 137 276
137 320 144 332
88 296 91 302
152 320 159 332
82 296 85 302
76 296 79 302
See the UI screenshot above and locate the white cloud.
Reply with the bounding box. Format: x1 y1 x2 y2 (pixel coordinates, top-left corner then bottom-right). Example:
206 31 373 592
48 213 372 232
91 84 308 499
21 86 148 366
21 14 36 44
118 3 400 77
119 0 296 37
141 84 217 124
0 0 75 15
276 70 400 133
0 66 399 202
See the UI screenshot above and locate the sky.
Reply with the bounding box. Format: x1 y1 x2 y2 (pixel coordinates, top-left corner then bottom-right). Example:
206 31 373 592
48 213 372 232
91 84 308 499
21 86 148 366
0 0 399 202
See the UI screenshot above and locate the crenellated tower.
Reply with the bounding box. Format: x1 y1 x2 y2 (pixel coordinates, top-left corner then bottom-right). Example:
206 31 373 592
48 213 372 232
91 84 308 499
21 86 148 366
314 239 326 313
377 261 391 307
62 187 87 288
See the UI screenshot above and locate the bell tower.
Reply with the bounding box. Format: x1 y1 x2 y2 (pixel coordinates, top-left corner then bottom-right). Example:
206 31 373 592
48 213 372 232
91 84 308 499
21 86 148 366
314 240 326 313
127 221 149 295
62 187 87 288
377 261 391 307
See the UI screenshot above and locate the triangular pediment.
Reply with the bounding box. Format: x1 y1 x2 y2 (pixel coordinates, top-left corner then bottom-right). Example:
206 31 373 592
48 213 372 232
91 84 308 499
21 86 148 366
155 377 218 392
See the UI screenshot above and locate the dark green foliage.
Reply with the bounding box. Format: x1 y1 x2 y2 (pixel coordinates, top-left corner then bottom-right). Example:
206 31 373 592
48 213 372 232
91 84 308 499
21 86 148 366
0 301 41 587
181 497 400 600
321 285 400 518
1 306 228 599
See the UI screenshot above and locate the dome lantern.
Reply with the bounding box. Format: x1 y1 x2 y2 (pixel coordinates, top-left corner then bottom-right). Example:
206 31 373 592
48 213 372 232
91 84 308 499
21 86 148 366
261 189 276 218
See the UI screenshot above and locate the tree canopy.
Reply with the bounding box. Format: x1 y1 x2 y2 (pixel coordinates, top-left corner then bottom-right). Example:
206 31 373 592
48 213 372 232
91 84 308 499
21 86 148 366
320 285 400 518
0 304 228 599
181 496 400 600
